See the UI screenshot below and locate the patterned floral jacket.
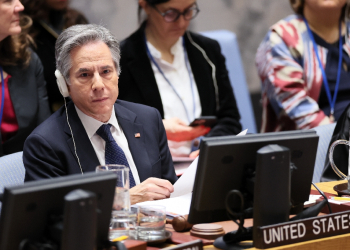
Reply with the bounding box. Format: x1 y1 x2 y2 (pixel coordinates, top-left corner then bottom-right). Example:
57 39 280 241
256 14 350 132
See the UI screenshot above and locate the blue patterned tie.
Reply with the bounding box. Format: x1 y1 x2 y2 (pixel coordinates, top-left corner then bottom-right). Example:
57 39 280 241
96 124 136 188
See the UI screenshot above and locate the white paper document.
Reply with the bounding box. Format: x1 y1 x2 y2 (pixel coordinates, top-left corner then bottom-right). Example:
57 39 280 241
171 157 198 198
304 194 321 207
134 192 192 216
237 129 248 136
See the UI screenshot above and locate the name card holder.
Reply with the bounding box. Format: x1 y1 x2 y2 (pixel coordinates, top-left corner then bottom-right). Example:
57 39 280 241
254 210 350 249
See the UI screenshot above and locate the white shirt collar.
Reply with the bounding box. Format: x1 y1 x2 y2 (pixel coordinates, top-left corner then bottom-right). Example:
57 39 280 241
75 105 121 139
147 37 183 66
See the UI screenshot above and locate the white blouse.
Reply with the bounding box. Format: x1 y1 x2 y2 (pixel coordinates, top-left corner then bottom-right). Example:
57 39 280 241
147 37 202 156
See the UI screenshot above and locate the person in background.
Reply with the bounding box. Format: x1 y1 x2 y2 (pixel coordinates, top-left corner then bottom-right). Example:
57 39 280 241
118 0 242 158
0 0 50 156
22 0 88 112
256 0 349 132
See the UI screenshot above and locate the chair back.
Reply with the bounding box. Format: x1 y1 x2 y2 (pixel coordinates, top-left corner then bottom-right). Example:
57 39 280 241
0 151 25 213
200 30 257 133
312 123 336 183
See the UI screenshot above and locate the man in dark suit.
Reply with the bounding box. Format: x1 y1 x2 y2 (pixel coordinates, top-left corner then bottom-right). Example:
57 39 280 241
23 24 177 204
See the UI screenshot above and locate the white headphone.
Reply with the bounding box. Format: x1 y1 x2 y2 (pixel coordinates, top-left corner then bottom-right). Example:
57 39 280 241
54 69 83 174
55 70 70 97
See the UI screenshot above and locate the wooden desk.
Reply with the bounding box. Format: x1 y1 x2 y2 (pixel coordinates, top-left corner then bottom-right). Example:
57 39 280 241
160 181 350 250
311 180 347 195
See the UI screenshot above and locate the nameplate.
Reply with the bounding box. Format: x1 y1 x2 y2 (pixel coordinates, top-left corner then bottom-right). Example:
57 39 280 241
166 239 203 250
254 210 350 249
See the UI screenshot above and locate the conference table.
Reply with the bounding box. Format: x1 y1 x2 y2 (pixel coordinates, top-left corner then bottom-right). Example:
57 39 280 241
140 180 350 250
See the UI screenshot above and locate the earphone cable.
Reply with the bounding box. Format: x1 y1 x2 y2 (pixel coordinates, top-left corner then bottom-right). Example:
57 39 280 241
64 98 84 175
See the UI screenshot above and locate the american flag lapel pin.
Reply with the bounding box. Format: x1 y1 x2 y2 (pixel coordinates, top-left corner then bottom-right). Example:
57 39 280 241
135 133 141 138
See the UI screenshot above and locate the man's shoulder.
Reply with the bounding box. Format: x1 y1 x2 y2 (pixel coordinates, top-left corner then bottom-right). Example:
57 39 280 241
29 105 67 138
115 99 158 115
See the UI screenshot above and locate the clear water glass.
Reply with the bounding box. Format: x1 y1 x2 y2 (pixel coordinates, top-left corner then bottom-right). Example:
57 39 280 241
137 205 166 241
96 165 132 239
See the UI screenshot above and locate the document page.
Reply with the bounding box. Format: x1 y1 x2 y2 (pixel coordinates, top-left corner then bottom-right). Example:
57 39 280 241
134 192 192 216
171 157 199 198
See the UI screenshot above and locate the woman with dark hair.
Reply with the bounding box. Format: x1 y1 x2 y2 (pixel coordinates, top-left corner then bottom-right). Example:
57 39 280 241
0 0 50 156
118 0 242 158
22 0 88 112
256 0 350 132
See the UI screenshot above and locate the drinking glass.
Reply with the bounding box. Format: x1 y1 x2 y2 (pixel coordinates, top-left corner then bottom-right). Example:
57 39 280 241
96 165 133 239
109 210 137 240
137 205 166 241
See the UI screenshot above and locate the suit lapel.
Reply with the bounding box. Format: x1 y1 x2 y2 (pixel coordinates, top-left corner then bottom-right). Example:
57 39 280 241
114 102 151 182
63 102 100 172
184 33 213 115
125 24 165 117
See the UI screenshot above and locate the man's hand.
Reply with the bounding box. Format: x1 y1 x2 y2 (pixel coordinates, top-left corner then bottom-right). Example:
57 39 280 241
130 177 174 205
163 117 210 142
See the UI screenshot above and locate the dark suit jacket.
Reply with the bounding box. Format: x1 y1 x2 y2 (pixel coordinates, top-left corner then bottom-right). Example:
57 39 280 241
23 100 177 184
1 52 51 156
118 24 242 137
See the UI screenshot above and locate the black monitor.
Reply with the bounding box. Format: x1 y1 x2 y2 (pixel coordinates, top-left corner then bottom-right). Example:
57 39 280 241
188 130 319 224
0 172 116 250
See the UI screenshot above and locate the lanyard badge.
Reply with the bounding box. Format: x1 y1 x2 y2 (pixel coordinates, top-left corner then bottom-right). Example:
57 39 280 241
303 17 343 122
144 34 196 123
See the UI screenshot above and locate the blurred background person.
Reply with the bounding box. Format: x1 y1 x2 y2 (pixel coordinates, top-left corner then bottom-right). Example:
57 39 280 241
118 0 242 158
22 0 88 112
256 0 349 132
0 0 50 156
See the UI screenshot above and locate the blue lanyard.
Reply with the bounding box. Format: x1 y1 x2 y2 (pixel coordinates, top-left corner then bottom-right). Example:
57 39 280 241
303 17 343 118
144 34 196 123
0 66 5 128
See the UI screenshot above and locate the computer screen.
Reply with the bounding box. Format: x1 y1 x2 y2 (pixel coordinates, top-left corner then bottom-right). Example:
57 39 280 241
188 130 319 224
0 172 117 250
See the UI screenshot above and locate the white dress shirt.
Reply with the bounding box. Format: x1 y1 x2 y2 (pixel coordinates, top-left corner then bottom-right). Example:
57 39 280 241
75 105 141 185
147 37 202 156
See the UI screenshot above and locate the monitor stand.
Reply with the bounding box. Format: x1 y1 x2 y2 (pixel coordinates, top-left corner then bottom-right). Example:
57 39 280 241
19 189 97 250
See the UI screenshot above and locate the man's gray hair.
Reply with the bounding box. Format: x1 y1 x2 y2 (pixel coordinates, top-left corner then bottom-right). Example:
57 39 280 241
55 24 121 84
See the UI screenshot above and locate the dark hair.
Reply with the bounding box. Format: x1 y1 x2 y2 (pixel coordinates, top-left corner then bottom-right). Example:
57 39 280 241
21 0 47 22
138 0 170 23
289 0 304 15
0 15 33 67
22 0 88 38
